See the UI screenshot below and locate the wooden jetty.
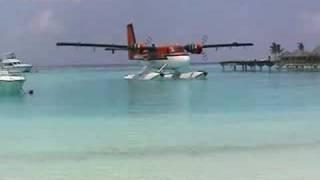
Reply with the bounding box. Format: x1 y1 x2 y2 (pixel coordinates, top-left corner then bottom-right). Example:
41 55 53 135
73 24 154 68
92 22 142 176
220 60 276 72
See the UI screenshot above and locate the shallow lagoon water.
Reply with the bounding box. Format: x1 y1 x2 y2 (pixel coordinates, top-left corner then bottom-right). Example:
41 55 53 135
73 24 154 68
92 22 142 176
1 65 320 180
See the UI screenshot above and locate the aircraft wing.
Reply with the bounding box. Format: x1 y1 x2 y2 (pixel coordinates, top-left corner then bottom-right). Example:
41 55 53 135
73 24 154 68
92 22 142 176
56 42 129 51
203 42 254 49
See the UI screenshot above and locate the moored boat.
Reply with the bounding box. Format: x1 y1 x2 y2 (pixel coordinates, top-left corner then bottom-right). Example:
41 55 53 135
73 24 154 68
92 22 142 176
0 70 25 94
1 52 32 73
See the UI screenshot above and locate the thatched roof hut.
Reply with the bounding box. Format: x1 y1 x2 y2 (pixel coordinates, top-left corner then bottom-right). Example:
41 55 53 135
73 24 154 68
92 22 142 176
312 45 320 55
279 49 320 65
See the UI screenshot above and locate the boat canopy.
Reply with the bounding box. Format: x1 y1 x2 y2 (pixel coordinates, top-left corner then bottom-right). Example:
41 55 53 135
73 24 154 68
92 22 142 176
2 59 21 64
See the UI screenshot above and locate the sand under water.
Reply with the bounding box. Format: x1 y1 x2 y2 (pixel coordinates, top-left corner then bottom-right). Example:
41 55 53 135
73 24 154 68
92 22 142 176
1 65 320 180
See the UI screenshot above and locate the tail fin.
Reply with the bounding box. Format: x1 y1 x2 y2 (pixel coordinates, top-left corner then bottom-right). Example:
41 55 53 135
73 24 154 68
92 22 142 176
127 24 136 59
127 24 136 45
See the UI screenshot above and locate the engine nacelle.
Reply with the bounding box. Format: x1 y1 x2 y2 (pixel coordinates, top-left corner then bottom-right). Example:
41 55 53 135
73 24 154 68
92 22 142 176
184 44 203 54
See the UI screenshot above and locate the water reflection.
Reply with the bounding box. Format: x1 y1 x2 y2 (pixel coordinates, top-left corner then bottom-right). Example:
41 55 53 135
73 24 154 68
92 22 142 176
126 80 209 115
0 91 25 101
0 92 26 118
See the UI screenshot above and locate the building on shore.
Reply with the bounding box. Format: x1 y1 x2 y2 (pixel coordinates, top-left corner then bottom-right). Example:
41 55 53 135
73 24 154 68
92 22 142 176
277 45 320 71
219 43 320 72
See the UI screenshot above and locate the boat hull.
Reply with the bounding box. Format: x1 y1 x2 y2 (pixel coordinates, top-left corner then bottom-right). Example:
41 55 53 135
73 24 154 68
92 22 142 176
0 78 25 95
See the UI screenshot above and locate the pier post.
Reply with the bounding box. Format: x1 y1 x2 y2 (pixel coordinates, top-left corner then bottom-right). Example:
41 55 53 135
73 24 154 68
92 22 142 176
249 65 255 71
253 65 257 72
219 60 277 73
277 65 282 71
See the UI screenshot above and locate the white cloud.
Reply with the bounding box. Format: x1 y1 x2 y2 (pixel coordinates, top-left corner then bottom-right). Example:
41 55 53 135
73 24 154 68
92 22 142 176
29 9 64 34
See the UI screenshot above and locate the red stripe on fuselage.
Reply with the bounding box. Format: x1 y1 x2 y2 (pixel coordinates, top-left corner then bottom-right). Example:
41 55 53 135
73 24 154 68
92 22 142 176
130 45 188 60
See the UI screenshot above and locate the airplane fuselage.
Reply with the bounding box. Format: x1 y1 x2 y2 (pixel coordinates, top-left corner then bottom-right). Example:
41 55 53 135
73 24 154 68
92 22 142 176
141 54 191 70
130 44 202 61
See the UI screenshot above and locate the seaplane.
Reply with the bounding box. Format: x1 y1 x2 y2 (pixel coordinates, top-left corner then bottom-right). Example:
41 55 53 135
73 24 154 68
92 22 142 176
56 24 253 80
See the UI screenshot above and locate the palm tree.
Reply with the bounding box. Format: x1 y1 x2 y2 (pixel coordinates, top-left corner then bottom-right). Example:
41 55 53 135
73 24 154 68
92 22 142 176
270 42 278 55
298 42 304 51
270 42 284 61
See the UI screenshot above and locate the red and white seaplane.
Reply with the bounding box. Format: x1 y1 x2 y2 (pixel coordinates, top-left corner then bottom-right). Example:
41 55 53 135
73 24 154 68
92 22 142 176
56 24 253 80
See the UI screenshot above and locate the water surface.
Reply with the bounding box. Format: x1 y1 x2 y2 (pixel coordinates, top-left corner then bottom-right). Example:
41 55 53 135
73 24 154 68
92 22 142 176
1 65 320 180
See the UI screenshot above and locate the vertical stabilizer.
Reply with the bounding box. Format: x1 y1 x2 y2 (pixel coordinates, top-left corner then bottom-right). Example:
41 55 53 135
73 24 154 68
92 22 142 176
127 24 136 59
127 24 136 45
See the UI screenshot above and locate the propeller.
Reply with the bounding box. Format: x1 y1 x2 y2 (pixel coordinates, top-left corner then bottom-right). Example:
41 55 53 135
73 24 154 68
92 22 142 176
140 36 157 60
201 35 208 45
143 36 157 57
201 35 209 61
202 52 208 61
144 36 154 46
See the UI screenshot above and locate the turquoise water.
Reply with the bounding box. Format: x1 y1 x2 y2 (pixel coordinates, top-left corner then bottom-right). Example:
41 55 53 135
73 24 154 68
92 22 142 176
1 65 320 180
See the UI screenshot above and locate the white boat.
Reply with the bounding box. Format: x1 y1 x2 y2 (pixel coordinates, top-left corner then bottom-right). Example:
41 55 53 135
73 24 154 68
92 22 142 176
0 70 25 94
1 53 32 73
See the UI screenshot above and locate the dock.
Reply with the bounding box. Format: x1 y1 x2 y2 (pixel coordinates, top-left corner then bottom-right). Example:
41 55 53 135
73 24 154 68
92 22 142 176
220 60 276 72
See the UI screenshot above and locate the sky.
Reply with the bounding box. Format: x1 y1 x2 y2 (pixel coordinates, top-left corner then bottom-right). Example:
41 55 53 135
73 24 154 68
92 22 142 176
1 0 320 66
